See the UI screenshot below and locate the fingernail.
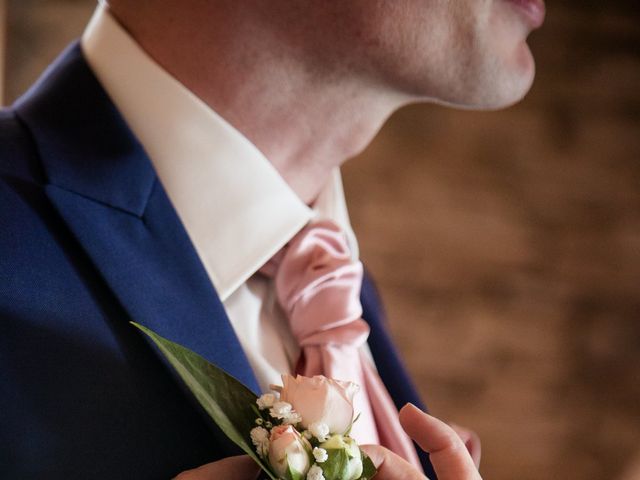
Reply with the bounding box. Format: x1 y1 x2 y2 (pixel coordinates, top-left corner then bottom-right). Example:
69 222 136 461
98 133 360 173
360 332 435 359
400 402 422 418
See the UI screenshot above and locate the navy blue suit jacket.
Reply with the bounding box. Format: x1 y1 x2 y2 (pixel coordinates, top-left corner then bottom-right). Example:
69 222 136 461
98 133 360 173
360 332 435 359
0 42 436 479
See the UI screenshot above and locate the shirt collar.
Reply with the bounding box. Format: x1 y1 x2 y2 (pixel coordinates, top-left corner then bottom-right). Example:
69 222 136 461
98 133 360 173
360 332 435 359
81 4 358 301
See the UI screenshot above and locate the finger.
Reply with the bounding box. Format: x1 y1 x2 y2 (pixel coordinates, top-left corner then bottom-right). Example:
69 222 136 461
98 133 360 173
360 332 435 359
399 404 481 480
174 455 260 480
450 424 482 469
360 444 425 480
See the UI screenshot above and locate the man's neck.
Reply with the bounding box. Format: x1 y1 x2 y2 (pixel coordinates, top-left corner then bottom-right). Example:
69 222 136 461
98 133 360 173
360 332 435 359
108 2 407 204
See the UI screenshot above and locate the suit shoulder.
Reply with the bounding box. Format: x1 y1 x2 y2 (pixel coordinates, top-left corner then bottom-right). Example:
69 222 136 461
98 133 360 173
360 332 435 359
0 107 45 184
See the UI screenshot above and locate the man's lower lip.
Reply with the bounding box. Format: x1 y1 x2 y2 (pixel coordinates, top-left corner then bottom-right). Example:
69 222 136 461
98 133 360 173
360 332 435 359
506 0 546 29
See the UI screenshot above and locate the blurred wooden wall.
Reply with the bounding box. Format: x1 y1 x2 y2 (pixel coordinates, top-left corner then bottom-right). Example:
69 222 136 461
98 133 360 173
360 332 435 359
5 1 640 479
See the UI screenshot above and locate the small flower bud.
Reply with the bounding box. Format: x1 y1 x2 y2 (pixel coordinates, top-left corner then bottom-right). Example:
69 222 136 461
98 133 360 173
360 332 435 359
256 393 276 410
307 464 326 480
313 447 328 463
283 411 302 425
270 401 293 419
250 426 270 459
250 426 269 444
309 422 330 442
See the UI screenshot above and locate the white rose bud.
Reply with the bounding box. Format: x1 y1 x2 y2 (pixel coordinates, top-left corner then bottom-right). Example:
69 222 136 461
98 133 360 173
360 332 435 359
318 435 364 480
279 374 358 434
268 425 312 479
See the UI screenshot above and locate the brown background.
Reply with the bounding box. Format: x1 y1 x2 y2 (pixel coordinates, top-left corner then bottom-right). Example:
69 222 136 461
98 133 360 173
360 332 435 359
5 1 640 479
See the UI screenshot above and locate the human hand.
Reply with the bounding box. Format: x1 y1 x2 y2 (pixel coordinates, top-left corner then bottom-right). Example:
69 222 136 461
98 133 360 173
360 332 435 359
173 454 260 480
362 404 482 480
449 423 481 469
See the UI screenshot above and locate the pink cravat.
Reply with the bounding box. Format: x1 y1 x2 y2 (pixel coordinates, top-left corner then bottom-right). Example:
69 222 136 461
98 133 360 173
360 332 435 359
261 220 422 469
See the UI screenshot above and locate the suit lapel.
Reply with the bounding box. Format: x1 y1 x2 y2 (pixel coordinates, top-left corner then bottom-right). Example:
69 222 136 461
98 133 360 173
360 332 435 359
15 41 260 394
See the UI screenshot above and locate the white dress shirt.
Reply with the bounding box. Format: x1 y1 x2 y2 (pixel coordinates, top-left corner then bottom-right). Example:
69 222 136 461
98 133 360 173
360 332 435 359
81 4 360 393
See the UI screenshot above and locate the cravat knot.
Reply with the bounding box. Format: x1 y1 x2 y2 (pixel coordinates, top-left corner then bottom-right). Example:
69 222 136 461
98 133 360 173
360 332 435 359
260 220 367 347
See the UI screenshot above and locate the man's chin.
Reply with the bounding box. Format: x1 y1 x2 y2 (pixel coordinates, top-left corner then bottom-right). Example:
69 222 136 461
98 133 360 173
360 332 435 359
451 58 536 111
493 43 538 108
427 75 535 111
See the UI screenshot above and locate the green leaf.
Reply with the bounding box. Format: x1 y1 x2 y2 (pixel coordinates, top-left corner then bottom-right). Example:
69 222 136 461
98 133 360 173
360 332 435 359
359 453 378 480
131 322 278 480
320 447 350 480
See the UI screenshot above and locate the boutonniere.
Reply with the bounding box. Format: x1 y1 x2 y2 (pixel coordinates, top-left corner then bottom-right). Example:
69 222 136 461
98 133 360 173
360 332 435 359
132 323 377 480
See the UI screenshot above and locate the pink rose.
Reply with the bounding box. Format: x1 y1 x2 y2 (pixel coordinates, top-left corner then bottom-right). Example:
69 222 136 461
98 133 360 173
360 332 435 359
279 374 358 434
268 425 312 478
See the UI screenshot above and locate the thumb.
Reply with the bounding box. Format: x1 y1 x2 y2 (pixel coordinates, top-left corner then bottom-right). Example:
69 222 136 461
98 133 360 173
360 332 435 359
174 455 260 480
399 404 482 480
